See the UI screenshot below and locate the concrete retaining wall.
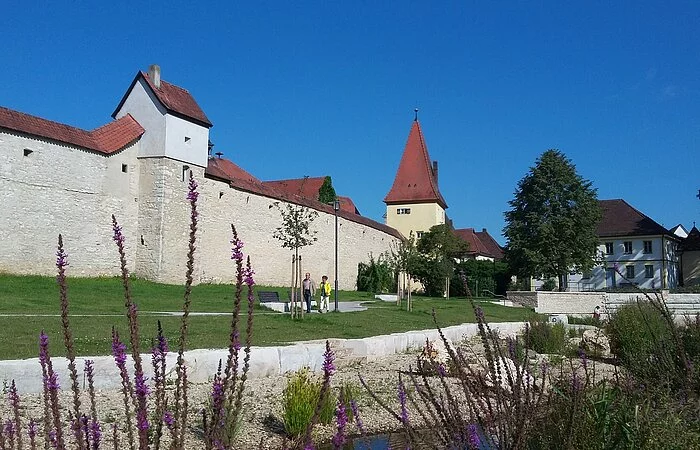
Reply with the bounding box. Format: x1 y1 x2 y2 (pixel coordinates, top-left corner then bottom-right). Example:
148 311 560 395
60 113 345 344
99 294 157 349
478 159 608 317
514 290 700 317
0 322 525 394
506 291 537 308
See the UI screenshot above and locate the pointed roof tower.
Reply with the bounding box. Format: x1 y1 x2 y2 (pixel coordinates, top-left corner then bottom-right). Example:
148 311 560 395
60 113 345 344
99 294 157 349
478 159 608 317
384 119 447 209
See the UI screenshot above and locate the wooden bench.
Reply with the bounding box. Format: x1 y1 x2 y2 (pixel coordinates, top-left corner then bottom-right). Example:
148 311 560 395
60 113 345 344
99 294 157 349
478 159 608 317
257 291 281 303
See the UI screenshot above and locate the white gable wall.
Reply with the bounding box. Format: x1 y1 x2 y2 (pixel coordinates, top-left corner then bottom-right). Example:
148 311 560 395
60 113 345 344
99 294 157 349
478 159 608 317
113 78 166 159
164 114 209 168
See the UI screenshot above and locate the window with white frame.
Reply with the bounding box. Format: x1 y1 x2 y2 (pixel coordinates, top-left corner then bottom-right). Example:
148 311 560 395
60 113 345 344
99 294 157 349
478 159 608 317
416 231 424 239
643 241 652 254
605 242 614 255
397 208 411 215
626 265 635 279
644 265 654 278
623 241 632 254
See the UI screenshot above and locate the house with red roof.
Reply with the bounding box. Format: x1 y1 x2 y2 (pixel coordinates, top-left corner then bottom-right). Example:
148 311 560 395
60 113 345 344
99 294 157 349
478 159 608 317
454 228 504 261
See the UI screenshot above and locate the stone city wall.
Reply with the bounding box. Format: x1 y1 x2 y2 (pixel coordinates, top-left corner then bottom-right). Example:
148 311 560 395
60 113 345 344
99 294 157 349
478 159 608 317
0 130 140 276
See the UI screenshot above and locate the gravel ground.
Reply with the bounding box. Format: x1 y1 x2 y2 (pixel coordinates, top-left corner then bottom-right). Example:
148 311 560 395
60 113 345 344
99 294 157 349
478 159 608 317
0 337 618 449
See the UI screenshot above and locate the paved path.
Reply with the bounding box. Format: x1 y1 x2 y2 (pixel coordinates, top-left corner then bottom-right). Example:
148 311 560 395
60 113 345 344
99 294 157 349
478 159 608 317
0 301 369 317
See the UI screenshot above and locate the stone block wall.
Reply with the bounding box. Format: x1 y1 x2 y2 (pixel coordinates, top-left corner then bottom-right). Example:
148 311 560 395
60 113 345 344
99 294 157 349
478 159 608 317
0 131 140 276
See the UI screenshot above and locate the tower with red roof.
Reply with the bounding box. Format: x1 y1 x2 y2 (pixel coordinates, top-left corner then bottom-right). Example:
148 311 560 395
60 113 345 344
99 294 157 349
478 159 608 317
384 116 447 239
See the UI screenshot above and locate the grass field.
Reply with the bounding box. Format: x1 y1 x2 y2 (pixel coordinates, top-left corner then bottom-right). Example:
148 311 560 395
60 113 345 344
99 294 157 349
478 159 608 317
0 274 536 360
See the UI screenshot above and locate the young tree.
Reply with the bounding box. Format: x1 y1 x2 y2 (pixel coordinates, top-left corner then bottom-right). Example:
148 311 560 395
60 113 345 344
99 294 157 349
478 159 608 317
504 149 601 291
410 224 469 297
273 204 319 317
318 176 337 204
389 232 419 309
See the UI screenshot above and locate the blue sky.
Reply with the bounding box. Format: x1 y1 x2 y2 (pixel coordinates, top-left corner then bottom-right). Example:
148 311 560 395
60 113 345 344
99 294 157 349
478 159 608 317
2 2 699 244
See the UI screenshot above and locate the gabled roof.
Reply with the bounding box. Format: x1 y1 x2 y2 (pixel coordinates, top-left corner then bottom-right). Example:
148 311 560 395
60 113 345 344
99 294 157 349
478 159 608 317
455 228 503 260
203 157 401 239
206 157 260 184
597 199 673 238
683 226 700 251
263 176 326 199
670 223 689 238
475 229 504 260
113 71 212 128
338 196 360 215
384 120 447 209
0 106 144 155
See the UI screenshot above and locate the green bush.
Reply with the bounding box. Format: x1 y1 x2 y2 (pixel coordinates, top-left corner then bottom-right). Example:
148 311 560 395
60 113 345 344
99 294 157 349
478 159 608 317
282 368 335 437
606 301 675 383
541 278 557 291
523 319 567 354
357 253 395 293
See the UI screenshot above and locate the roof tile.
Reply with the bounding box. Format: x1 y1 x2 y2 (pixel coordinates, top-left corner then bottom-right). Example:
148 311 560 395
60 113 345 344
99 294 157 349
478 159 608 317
597 199 671 237
384 120 447 208
0 106 144 154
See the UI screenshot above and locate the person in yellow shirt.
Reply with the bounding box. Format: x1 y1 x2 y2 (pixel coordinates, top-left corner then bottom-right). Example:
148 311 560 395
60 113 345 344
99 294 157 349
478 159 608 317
318 275 331 313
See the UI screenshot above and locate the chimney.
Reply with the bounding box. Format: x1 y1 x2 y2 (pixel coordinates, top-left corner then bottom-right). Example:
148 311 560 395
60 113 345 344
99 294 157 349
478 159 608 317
149 64 161 88
482 228 487 233
432 160 438 183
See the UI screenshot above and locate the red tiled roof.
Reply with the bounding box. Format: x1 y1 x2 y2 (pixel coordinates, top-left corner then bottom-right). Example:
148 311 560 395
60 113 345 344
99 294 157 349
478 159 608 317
475 229 504 260
455 228 491 257
384 120 447 209
204 158 402 239
338 196 360 215
263 177 326 199
113 71 212 128
0 106 144 154
683 226 700 251
206 157 260 184
597 199 672 238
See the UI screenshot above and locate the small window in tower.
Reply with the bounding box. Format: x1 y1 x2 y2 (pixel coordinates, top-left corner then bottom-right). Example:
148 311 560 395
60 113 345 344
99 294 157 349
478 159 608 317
121 164 128 173
184 136 191 144
397 208 411 215
182 165 190 182
23 148 33 157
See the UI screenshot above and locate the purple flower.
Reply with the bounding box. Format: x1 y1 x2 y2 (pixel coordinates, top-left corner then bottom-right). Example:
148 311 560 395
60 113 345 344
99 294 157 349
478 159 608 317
90 418 102 448
322 343 336 377
28 419 38 439
437 363 447 377
112 334 128 368
46 372 60 391
578 348 588 372
55 246 69 269
468 424 481 448
112 222 126 245
39 331 50 366
48 429 57 448
244 266 255 286
8 380 20 410
3 419 14 439
331 398 348 449
162 411 175 430
475 306 485 323
187 174 199 202
398 379 409 425
230 236 244 262
350 399 365 435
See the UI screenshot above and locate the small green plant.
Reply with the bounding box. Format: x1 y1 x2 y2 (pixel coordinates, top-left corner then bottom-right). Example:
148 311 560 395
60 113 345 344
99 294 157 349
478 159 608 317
282 368 335 437
524 319 567 354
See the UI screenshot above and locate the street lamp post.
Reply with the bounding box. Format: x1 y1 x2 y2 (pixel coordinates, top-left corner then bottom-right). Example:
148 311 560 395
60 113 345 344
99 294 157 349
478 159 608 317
333 198 340 312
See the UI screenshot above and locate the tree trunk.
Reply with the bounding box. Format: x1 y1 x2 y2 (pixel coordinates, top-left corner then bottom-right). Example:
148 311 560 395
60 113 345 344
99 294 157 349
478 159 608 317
291 254 296 318
558 272 568 292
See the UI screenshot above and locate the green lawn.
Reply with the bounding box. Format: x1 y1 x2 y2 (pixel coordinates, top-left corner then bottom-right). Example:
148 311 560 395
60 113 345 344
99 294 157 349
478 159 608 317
0 274 536 360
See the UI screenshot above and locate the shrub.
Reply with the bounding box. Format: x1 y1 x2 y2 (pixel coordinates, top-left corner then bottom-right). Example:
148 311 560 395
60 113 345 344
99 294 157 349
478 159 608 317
356 253 395 293
282 368 335 437
524 319 568 354
606 301 675 383
541 278 557 291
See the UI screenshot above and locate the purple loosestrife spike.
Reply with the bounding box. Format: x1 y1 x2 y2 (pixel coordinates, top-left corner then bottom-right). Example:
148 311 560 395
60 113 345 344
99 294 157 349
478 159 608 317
163 411 175 430
468 424 481 449
437 363 447 378
90 418 102 449
475 306 485 323
578 347 588 372
350 400 366 435
323 344 336 377
507 336 517 360
331 398 348 449
187 172 199 203
230 236 244 262
398 378 409 426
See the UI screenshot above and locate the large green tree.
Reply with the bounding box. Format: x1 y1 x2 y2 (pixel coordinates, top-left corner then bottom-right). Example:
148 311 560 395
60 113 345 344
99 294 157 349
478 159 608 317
503 150 601 291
